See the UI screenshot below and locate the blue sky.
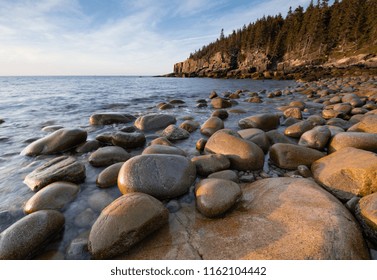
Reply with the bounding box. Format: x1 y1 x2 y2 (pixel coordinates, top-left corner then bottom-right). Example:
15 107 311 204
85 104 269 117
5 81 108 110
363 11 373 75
0 0 314 75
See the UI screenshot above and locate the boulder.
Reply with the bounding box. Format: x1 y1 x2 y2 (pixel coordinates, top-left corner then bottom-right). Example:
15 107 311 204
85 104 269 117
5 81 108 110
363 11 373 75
208 170 239 183
24 182 80 214
200 117 224 137
161 125 190 141
356 192 377 243
24 156 86 192
196 138 207 151
238 113 280 131
312 147 377 201
149 137 173 146
298 126 331 150
118 178 369 260
75 140 102 154
191 154 230 176
21 128 87 156
211 97 232 109
0 210 65 259
326 118 353 130
270 143 324 169
328 132 377 153
111 132 146 149
266 130 297 145
89 146 131 167
88 193 168 259
96 162 125 188
134 114 176 131
283 107 302 119
179 120 200 133
284 120 315 138
238 128 270 153
211 109 229 120
195 179 241 218
89 113 134 125
342 93 364 107
333 103 352 114
142 144 186 156
118 154 196 199
348 115 377 133
204 129 264 171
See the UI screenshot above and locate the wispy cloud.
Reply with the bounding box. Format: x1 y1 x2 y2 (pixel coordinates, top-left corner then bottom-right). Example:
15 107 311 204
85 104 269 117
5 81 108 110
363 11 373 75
0 0 314 75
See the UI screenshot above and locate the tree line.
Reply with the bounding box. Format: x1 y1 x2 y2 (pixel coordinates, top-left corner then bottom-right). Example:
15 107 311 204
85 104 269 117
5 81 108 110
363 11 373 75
189 0 377 69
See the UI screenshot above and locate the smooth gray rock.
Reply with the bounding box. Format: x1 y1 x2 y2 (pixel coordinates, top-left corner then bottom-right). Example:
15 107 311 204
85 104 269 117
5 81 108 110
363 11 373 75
88 193 168 259
134 114 176 131
208 170 239 183
111 132 146 149
89 113 134 125
200 117 224 137
96 162 125 188
89 146 131 167
298 126 331 150
161 125 190 141
24 156 86 192
191 154 230 176
118 154 196 199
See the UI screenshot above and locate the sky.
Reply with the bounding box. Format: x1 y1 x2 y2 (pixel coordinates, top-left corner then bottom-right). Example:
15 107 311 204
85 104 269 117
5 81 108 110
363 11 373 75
0 0 315 76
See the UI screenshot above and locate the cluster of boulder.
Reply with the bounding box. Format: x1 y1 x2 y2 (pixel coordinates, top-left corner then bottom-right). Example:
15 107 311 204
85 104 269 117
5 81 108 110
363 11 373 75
1 75 377 260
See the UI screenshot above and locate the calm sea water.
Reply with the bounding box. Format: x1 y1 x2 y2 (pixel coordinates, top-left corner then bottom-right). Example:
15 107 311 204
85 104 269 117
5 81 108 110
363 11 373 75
0 76 297 259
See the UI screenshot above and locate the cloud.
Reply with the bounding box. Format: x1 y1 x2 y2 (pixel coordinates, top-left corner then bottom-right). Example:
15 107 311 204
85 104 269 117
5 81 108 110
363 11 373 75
0 0 315 75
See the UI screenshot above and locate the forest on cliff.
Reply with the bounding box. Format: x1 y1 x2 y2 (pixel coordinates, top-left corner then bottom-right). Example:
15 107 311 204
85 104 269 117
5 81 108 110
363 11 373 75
188 0 377 71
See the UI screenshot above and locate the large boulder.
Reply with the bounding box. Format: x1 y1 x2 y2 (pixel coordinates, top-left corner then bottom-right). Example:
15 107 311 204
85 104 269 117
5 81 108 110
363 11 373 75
195 179 241 218
111 132 146 149
118 178 369 260
211 97 232 109
134 114 176 131
204 129 264 171
89 113 134 125
89 146 131 167
191 154 230 176
0 210 65 259
269 143 324 169
356 192 377 243
200 117 224 137
24 182 79 214
238 113 280 131
238 128 270 153
21 128 87 156
96 162 125 188
328 132 377 153
24 156 86 192
348 115 377 133
88 192 168 259
284 120 315 138
298 126 331 150
161 125 190 141
312 147 377 201
118 154 196 199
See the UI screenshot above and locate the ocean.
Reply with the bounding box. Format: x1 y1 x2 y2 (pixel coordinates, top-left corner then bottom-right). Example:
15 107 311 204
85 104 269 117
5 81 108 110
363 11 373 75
0 76 297 259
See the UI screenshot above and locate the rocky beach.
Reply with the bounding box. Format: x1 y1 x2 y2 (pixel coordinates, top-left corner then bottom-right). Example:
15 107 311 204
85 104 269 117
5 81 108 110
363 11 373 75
0 74 377 260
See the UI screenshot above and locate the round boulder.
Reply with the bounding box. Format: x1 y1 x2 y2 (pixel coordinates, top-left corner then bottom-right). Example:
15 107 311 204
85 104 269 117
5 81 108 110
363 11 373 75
134 114 176 131
89 113 134 125
96 162 125 188
191 154 230 176
118 154 196 199
88 192 168 259
142 144 186 156
328 132 377 153
111 131 146 149
89 146 131 167
200 117 224 137
298 126 331 150
161 125 190 141
238 113 280 131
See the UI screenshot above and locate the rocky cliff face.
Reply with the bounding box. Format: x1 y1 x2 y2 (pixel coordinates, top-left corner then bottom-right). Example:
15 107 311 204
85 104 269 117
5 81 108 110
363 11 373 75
172 50 377 81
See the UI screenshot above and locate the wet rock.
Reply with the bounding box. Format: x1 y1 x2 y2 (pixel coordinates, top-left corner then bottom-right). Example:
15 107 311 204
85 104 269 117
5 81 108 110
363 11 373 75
326 118 353 130
88 192 114 212
238 128 270 153
134 114 176 131
96 162 125 188
24 182 80 214
322 109 344 120
333 103 352 114
24 156 86 192
179 120 200 133
95 133 113 145
169 99 185 105
351 108 368 115
269 143 324 170
120 126 137 133
208 170 239 183
161 125 190 141
297 165 313 178
298 126 331 150
211 97 232 109
118 154 196 199
89 113 134 125
238 113 280 131
211 109 229 120
195 179 241 218
21 128 87 156
326 125 345 136
142 144 186 156
41 125 64 132
0 210 65 259
200 117 224 137
283 107 302 119
121 178 369 260
307 115 326 126
88 193 168 259
204 129 264 171
246 96 262 103
196 138 207 151
348 115 377 133
266 130 297 145
342 93 364 107
356 192 377 243
209 91 218 99
89 146 131 167
329 132 377 153
289 101 305 110
284 120 315 138
111 132 146 149
312 147 377 201
159 103 174 110
149 137 173 146
75 140 102 154
191 154 230 176
239 173 255 182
